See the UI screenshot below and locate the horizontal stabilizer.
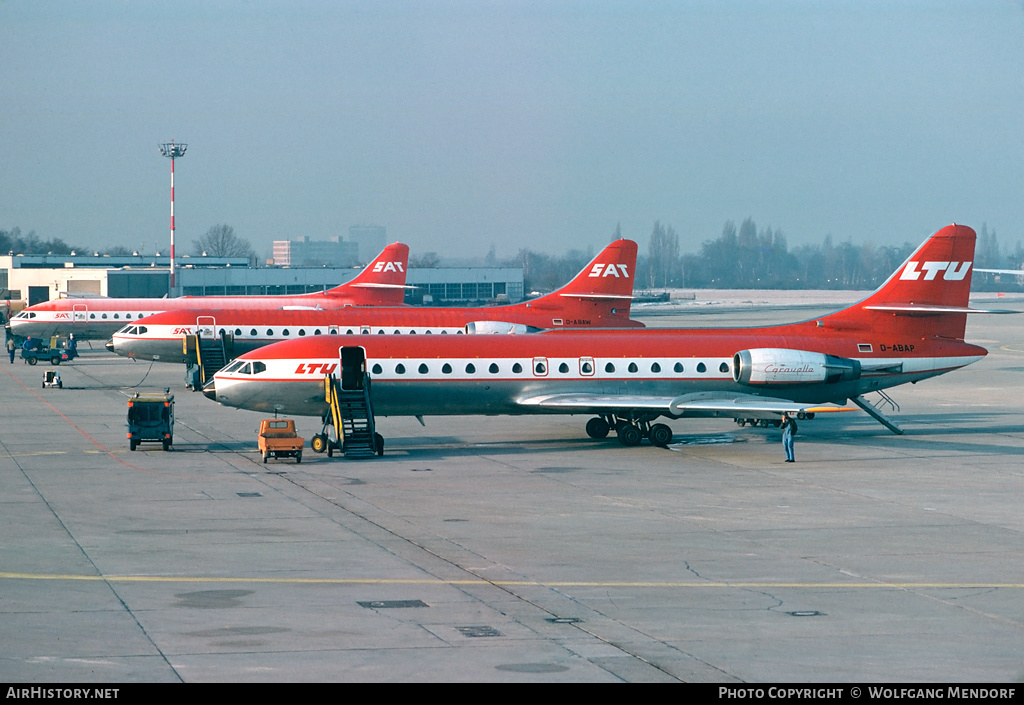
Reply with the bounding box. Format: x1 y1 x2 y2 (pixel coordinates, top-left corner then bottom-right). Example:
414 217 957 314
975 268 1024 276
558 292 635 300
863 304 1019 314
347 283 417 289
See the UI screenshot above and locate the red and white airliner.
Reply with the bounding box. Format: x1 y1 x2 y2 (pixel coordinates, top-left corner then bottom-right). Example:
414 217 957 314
8 243 410 341
206 225 1010 446
108 239 641 363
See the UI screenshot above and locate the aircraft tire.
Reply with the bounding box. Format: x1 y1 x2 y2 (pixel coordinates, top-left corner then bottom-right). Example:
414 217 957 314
649 423 673 447
618 424 642 447
586 417 610 439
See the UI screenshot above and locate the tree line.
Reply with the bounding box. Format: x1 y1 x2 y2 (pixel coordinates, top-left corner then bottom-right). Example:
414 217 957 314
5 220 1022 292
511 219 1023 293
1 225 256 263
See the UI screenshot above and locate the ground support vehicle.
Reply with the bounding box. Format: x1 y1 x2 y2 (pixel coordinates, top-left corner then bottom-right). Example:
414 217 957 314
42 370 62 388
127 392 174 451
20 336 78 366
258 418 304 463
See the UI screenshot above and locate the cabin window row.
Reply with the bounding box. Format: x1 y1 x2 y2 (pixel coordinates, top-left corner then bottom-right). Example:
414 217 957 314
89 312 156 320
226 328 464 337
368 360 732 376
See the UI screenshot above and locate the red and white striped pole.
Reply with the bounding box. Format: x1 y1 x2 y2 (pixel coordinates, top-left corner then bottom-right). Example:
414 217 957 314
159 141 187 294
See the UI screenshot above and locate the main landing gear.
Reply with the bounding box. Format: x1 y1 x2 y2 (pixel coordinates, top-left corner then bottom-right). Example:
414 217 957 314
585 415 674 448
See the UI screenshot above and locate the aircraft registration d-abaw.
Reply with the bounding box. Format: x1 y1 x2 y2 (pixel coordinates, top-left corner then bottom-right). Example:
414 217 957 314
206 224 1011 449
8 243 411 341
108 239 642 364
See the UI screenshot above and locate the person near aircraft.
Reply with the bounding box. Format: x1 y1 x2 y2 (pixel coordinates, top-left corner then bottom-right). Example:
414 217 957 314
7 337 15 363
781 413 797 462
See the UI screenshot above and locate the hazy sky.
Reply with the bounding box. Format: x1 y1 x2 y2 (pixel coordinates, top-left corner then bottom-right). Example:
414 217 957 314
3 1 1023 261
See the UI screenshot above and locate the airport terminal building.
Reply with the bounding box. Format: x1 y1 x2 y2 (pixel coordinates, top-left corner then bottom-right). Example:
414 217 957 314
0 254 524 308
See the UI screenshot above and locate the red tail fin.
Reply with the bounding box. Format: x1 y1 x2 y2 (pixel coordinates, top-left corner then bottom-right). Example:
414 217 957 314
326 242 410 305
517 239 641 327
821 224 976 340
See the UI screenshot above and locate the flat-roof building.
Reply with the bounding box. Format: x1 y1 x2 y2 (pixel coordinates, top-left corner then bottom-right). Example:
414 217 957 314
2 254 524 308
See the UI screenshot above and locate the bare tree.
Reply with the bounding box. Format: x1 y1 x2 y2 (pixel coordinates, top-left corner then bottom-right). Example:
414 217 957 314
410 251 441 268
191 224 255 261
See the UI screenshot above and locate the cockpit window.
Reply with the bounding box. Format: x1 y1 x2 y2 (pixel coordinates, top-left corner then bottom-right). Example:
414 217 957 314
252 361 266 374
224 360 246 374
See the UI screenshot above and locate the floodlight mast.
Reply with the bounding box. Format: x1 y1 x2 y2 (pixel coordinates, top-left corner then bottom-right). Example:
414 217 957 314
159 141 187 293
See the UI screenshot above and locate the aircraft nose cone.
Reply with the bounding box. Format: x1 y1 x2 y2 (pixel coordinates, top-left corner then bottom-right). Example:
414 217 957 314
202 379 216 402
105 338 114 352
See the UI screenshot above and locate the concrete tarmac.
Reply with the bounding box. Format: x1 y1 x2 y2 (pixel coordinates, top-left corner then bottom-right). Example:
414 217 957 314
2 301 1024 683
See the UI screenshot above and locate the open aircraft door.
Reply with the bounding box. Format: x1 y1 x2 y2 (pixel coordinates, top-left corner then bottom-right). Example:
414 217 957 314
196 316 216 338
340 346 366 391
72 304 88 328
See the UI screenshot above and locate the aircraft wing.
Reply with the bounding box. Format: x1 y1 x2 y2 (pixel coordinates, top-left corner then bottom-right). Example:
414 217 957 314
517 391 852 417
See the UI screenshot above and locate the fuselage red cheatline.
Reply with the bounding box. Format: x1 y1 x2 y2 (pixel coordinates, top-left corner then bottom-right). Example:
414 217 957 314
108 239 642 363
8 243 411 341
206 225 1013 445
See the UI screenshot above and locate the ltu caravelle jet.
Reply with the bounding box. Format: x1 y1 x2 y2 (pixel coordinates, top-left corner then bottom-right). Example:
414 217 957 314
9 243 411 340
108 239 641 363
206 225 1012 449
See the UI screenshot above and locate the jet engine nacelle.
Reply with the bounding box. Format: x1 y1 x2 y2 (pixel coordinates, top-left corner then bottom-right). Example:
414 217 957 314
465 321 536 335
733 348 861 386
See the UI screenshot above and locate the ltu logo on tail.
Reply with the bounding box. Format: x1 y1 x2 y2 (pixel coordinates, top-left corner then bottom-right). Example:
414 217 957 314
372 262 404 273
589 263 630 278
900 261 971 281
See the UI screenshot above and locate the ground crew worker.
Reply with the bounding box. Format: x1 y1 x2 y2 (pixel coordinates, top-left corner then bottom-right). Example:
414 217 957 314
7 337 14 363
781 414 797 462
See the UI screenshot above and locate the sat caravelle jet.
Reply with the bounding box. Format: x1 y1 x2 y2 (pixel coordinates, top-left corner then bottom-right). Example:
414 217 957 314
9 243 411 341
109 239 641 363
207 225 1009 447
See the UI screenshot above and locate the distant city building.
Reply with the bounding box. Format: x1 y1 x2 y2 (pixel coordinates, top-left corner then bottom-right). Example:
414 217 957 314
271 236 359 268
348 225 387 264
